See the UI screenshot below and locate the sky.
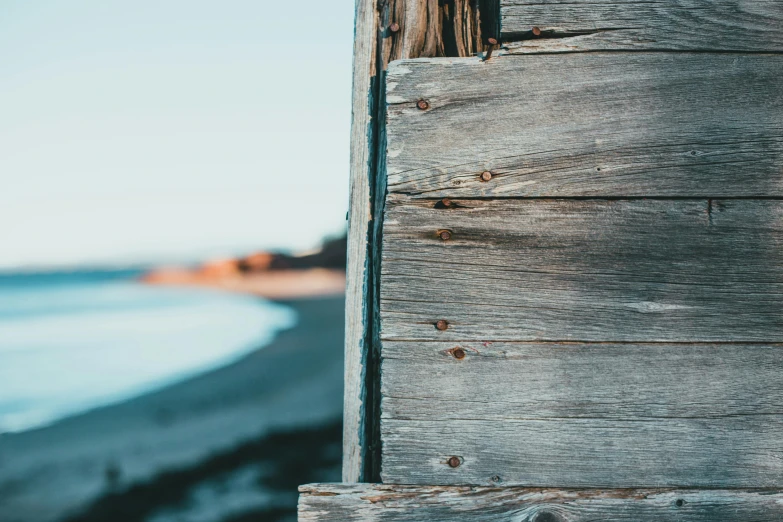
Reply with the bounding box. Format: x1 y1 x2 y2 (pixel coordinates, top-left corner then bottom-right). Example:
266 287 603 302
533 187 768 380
0 1 354 269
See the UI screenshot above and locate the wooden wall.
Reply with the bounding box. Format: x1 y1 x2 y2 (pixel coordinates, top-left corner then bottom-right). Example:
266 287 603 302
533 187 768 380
371 0 783 488
319 0 783 517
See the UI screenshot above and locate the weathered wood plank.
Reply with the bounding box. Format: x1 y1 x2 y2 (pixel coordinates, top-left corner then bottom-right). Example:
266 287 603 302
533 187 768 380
380 199 783 342
385 55 783 198
380 341 783 486
299 483 783 520
382 417 783 486
343 0 380 483
382 341 783 420
501 0 783 53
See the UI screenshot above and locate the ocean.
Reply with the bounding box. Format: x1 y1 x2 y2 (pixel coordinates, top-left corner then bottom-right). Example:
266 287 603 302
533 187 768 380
0 269 296 433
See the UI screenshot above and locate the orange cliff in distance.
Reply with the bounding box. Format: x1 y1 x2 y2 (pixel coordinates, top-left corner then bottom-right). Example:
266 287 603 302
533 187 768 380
141 236 347 300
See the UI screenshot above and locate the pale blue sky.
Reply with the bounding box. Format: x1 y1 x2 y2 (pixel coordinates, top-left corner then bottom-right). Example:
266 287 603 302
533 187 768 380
0 1 354 269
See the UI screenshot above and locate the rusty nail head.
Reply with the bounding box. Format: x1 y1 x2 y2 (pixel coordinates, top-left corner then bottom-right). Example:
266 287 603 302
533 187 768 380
532 26 541 36
448 456 461 468
441 198 452 207
453 347 466 359
480 171 492 182
389 22 400 32
439 230 452 241
417 99 430 110
487 37 498 45
436 320 449 331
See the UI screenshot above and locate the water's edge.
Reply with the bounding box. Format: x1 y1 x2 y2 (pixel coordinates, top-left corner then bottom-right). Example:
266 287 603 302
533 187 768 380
0 270 296 433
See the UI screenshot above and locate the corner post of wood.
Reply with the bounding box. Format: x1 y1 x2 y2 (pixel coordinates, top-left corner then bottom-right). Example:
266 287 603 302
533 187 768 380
343 0 494 483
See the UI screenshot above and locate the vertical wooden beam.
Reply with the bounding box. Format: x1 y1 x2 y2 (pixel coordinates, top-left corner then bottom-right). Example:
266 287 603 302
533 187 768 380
343 0 491 483
342 0 379 483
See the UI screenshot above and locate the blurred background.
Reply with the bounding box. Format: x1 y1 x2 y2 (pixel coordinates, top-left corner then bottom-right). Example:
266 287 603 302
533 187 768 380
0 1 353 521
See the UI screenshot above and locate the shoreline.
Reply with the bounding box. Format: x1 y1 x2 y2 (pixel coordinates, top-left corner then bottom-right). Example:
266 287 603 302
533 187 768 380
0 294 345 522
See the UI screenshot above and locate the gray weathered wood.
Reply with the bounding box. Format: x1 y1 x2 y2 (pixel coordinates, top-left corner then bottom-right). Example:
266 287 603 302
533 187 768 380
380 341 783 486
343 0 379 483
344 0 488 483
501 0 783 53
299 483 783 520
381 199 783 342
385 55 783 198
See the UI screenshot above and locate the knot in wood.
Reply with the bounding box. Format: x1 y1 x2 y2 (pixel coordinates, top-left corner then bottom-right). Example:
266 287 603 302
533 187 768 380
533 511 561 522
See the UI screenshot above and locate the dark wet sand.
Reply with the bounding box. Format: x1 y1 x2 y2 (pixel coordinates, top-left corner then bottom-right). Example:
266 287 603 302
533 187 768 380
0 296 344 522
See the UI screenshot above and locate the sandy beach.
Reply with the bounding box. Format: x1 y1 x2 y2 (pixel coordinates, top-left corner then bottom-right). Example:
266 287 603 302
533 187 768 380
0 295 344 522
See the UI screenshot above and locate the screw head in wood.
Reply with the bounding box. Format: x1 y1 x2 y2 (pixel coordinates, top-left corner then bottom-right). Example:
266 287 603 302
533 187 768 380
452 347 466 359
480 171 493 182
447 456 461 468
532 26 541 36
487 37 498 45
389 22 400 33
417 99 430 110
441 198 452 208
436 320 449 331
439 230 452 241
676 499 685 507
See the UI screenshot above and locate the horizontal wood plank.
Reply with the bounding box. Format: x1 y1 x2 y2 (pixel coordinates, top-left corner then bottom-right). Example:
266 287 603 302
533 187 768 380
380 199 783 342
382 341 783 419
385 55 783 198
380 341 783 486
299 484 783 520
500 0 783 53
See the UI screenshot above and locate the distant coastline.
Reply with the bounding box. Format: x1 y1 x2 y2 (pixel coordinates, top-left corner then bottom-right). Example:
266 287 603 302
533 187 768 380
141 235 347 300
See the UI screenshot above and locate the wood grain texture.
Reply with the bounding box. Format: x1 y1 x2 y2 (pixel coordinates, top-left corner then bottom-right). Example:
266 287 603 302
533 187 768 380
500 0 783 53
385 55 783 198
380 199 783 342
380 341 783 486
344 0 489 483
382 0 485 62
343 0 378 483
299 483 783 521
